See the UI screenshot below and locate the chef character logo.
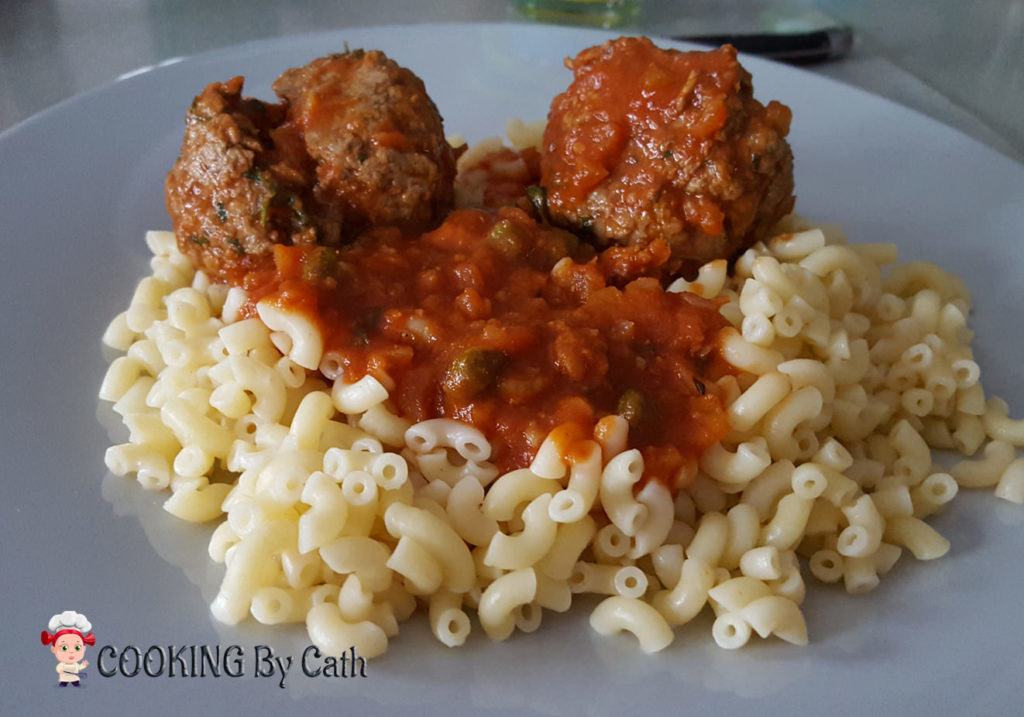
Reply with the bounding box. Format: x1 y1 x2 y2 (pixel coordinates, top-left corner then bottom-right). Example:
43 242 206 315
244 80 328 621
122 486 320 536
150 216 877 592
41 610 95 688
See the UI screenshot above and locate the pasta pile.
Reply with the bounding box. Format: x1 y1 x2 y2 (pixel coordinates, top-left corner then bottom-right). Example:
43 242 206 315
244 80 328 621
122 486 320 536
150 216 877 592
99 214 1024 658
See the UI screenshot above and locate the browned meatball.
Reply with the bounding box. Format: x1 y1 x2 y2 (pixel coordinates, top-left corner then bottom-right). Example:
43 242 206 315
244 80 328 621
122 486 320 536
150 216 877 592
165 50 457 282
165 77 331 282
272 49 457 234
541 38 795 279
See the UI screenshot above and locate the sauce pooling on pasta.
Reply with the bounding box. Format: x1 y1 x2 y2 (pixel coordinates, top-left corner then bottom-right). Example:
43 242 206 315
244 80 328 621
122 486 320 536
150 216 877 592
241 205 734 486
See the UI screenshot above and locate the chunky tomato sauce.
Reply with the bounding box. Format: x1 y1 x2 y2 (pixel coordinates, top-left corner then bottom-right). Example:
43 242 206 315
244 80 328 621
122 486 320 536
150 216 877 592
240 201 733 488
544 40 745 211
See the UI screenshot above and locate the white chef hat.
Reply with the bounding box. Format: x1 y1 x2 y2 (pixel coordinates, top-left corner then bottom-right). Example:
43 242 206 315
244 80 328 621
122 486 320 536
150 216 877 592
48 610 92 634
41 610 95 646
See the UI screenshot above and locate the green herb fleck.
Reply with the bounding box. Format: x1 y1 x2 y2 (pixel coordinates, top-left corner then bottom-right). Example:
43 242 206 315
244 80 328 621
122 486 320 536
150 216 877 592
526 185 550 224
245 168 277 194
352 308 383 346
227 237 246 255
215 201 228 223
188 234 209 246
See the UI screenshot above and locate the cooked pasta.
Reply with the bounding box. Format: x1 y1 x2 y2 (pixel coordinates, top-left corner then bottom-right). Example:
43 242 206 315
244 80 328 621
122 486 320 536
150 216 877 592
100 113 1022 662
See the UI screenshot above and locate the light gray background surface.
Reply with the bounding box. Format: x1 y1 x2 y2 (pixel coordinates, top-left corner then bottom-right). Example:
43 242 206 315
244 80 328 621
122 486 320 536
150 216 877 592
2 0 1023 161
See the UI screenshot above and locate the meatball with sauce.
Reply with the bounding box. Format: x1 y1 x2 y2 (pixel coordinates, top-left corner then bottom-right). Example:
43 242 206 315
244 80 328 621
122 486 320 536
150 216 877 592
272 50 457 234
541 37 795 278
165 76 330 282
165 49 457 282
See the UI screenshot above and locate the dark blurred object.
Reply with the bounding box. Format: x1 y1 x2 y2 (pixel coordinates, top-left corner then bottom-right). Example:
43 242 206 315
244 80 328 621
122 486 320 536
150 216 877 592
679 27 853 64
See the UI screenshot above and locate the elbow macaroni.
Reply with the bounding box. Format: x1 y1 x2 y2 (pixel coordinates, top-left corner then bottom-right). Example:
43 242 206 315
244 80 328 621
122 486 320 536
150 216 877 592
99 213 1023 660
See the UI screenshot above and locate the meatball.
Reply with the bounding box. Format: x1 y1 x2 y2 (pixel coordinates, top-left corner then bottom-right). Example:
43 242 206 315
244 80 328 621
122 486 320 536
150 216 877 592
165 50 457 282
165 76 330 281
541 37 795 278
272 49 457 233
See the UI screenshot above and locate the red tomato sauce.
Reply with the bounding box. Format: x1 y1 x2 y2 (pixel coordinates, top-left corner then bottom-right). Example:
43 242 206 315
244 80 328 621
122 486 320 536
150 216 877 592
543 40 744 212
240 203 734 488
454 146 542 209
539 38 795 276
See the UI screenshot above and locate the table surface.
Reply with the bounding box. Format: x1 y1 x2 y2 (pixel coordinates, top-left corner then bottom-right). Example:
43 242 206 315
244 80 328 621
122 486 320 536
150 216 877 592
1 0 1022 164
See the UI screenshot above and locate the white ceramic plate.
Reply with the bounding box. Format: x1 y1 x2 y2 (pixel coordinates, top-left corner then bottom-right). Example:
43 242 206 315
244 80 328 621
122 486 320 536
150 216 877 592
3 23 1023 715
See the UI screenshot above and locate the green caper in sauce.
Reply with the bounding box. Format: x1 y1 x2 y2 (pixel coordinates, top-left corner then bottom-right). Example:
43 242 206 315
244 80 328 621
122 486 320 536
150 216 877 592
442 348 508 401
535 228 579 268
487 219 528 260
616 388 649 428
302 247 340 283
